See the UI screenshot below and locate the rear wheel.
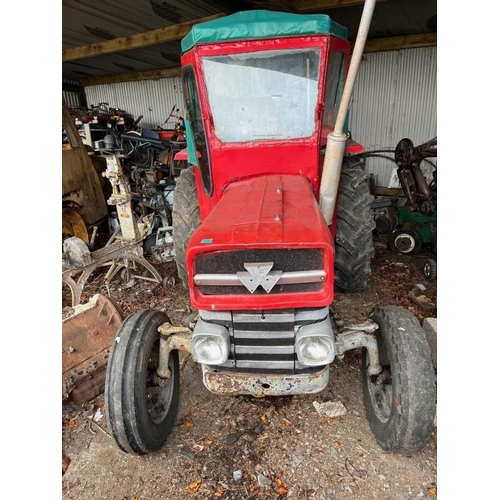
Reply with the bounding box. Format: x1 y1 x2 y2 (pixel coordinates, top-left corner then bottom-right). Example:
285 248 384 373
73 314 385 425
105 310 180 455
172 166 201 288
362 306 436 454
334 159 376 292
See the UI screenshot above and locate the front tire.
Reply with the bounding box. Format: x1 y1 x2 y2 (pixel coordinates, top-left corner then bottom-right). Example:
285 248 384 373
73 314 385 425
172 167 201 288
334 159 376 292
105 310 180 455
362 306 436 454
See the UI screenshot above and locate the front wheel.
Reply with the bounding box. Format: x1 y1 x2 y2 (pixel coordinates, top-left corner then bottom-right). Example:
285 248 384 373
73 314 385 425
362 306 436 454
105 310 180 455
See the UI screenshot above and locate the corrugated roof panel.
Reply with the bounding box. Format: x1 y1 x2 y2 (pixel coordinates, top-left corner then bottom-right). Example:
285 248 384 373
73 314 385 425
62 0 224 48
63 42 181 80
62 0 436 81
325 0 437 40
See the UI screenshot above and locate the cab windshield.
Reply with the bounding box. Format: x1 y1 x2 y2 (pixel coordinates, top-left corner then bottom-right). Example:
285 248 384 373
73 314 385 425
202 48 320 143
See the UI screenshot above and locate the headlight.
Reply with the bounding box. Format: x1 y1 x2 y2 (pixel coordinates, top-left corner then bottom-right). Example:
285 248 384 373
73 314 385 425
194 337 227 364
192 319 230 365
295 317 335 366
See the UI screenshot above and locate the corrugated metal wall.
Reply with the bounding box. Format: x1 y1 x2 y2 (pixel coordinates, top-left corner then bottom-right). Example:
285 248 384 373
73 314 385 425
63 90 81 107
84 78 186 130
350 47 437 187
63 79 84 107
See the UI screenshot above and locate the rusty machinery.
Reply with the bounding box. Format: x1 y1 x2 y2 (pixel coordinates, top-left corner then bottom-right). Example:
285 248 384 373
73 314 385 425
62 155 163 307
394 137 437 216
363 137 437 255
390 137 437 255
62 98 109 245
62 155 165 403
62 294 124 403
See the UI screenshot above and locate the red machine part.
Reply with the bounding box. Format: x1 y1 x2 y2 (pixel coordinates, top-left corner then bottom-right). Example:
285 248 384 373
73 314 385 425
186 174 334 311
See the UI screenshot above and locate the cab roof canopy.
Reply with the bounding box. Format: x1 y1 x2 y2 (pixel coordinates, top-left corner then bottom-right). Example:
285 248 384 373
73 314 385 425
181 9 348 54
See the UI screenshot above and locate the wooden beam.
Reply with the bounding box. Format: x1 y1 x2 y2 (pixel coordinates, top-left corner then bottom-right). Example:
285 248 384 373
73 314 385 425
364 33 437 53
80 67 181 86
62 13 224 62
291 0 385 12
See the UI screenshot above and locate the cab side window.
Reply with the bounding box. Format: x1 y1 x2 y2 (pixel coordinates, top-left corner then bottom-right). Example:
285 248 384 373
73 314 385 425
182 66 213 196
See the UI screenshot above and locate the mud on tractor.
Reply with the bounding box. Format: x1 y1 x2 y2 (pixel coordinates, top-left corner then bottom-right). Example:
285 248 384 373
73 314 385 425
105 4 436 456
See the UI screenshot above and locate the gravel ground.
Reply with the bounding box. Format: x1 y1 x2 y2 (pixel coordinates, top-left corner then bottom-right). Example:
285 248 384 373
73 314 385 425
61 237 438 500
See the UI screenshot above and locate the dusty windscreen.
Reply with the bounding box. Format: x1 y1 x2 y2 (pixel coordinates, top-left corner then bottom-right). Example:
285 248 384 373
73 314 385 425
202 48 320 142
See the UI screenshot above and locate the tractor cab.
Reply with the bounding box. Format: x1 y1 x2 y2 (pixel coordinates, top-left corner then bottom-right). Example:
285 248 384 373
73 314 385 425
179 10 353 219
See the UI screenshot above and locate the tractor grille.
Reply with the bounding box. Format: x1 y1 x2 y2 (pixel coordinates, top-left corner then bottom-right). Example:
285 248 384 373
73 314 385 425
194 249 325 295
199 307 329 374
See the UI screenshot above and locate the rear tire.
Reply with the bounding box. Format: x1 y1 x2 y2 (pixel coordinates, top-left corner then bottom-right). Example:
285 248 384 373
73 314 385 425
172 167 201 288
334 159 376 292
105 310 180 455
362 306 436 454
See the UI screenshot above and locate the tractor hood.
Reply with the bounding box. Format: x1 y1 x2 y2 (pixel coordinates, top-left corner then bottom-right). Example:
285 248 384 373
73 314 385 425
186 174 334 310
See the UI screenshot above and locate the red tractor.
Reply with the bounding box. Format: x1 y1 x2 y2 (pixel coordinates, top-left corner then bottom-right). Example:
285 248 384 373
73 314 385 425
105 6 436 456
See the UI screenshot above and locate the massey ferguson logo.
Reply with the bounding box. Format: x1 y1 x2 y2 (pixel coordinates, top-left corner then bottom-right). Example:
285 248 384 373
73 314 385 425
237 262 283 293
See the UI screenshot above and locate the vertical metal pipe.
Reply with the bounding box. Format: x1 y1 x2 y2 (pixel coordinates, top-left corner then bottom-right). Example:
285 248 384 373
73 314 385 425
319 0 377 225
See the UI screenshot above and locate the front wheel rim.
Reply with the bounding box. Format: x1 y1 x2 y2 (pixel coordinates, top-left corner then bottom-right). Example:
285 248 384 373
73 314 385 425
146 341 175 424
366 360 393 423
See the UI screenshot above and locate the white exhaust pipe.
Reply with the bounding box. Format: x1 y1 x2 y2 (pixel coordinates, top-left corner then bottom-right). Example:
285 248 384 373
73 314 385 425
319 0 377 225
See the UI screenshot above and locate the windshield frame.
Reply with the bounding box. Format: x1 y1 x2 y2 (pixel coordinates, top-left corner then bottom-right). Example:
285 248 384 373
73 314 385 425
194 37 329 147
201 47 322 144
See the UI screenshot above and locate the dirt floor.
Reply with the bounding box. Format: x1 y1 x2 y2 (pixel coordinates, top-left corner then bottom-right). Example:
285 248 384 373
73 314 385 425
62 235 437 500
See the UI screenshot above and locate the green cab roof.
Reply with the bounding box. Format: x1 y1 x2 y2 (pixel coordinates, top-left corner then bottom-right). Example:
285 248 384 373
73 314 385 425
181 10 348 54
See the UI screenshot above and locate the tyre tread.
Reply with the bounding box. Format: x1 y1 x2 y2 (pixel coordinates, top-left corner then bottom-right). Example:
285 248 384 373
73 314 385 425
105 310 179 455
334 159 376 292
363 306 436 454
172 167 201 288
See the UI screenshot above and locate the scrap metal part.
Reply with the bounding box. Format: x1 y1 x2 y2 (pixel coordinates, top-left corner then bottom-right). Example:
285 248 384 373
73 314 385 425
202 364 330 396
62 155 162 307
62 235 162 307
394 137 437 215
62 294 124 403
